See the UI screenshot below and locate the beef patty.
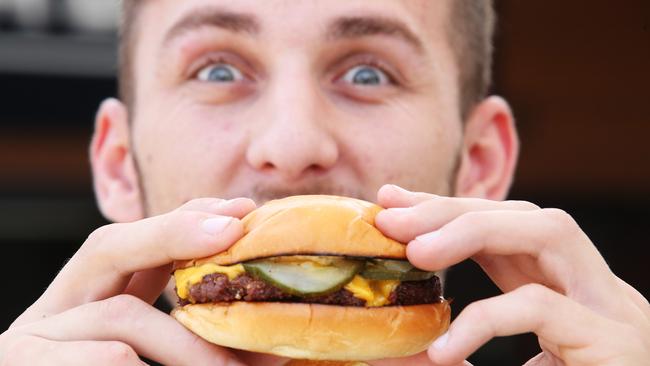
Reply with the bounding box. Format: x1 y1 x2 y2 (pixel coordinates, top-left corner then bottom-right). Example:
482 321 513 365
180 273 442 307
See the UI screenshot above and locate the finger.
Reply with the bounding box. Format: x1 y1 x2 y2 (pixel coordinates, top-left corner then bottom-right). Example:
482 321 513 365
406 209 595 271
17 295 246 366
371 350 472 366
24 199 254 319
427 284 616 366
377 184 438 208
82 197 255 274
522 353 555 366
87 214 242 273
3 336 146 366
375 193 539 243
406 209 625 314
178 197 257 218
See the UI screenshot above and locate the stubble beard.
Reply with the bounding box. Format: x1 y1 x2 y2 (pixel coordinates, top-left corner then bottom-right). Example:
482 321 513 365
132 149 462 218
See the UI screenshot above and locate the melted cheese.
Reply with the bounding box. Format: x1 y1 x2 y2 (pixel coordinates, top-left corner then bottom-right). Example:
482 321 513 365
344 275 400 307
174 263 245 299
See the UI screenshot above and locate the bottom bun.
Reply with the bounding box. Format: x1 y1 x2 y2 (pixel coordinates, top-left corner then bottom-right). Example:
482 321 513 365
172 301 450 361
284 361 370 366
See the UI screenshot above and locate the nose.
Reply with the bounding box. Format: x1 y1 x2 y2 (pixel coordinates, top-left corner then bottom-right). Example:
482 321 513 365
246 70 339 182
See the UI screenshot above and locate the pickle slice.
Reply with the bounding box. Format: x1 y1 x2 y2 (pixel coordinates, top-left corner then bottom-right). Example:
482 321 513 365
243 256 363 296
360 259 436 281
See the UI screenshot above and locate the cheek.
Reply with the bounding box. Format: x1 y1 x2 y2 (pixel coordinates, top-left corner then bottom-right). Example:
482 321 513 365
133 105 246 211
342 101 460 193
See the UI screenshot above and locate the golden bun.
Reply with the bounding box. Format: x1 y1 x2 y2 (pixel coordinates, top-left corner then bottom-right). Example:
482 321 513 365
283 360 370 366
172 301 451 361
178 195 406 268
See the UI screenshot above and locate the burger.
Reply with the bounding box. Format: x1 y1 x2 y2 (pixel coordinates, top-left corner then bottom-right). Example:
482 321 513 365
284 361 370 366
171 195 450 361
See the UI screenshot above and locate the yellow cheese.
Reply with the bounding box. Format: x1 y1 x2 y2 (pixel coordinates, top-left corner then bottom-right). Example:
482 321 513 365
174 263 245 300
344 275 400 307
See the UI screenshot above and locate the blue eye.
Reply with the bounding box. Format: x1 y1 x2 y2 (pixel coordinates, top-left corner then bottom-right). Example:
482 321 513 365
197 63 244 83
342 65 389 86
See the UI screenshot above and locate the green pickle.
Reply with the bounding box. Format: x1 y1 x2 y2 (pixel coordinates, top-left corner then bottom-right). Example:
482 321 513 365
359 259 436 281
243 256 363 296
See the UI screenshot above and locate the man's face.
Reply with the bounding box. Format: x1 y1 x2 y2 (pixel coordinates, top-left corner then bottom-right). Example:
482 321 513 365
129 0 463 215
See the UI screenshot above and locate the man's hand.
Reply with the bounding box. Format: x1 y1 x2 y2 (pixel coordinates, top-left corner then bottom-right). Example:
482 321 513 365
0 198 255 366
375 185 650 365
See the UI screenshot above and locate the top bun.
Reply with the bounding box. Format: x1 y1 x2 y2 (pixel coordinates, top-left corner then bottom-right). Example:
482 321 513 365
180 195 406 268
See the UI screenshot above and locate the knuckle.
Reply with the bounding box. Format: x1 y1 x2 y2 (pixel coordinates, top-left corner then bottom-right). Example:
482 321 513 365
603 322 650 356
619 323 639 338
77 223 126 272
2 336 36 366
103 341 138 364
82 224 121 254
431 195 453 210
86 224 116 245
623 324 650 352
153 212 176 242
164 209 199 230
540 208 583 243
180 197 224 209
456 210 487 228
416 195 445 215
518 283 555 307
506 199 540 210
0 330 8 348
541 208 577 230
464 301 488 321
463 301 496 336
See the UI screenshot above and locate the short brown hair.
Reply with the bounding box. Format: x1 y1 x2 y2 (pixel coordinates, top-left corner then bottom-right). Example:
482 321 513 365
118 0 140 109
447 1 496 118
119 1 495 119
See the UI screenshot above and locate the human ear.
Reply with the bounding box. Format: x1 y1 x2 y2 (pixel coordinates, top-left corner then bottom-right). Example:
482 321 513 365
454 96 519 200
90 98 144 222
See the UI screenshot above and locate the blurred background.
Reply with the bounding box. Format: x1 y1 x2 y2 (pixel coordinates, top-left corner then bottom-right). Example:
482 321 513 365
0 0 648 364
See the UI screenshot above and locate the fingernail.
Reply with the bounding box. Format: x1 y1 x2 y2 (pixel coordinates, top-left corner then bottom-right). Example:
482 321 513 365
215 198 242 209
432 331 449 350
415 230 441 244
201 216 233 235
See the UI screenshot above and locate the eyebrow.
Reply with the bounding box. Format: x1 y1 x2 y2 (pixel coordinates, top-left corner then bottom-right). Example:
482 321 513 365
163 9 423 54
163 7 259 44
327 16 424 53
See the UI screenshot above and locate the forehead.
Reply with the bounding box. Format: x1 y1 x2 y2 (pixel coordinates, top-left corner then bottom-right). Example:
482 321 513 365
134 0 450 48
